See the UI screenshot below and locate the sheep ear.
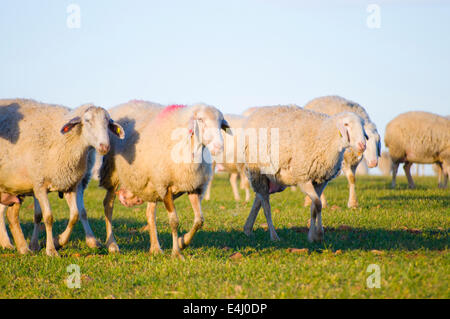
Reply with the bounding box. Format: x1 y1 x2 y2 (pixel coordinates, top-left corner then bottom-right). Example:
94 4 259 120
337 121 350 143
221 119 233 135
377 140 381 157
60 116 81 134
108 120 125 139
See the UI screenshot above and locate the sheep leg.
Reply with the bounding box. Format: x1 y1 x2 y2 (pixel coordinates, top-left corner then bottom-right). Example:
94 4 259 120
344 165 358 208
146 202 162 255
391 162 400 188
163 190 183 259
436 162 444 188
238 168 251 202
299 181 326 242
6 203 31 254
0 204 14 250
303 195 312 207
75 184 101 248
441 160 449 188
320 193 328 208
204 178 212 201
244 187 251 203
34 189 58 257
259 193 280 241
178 193 204 250
403 162 415 189
243 195 262 236
230 172 241 201
204 161 216 201
103 189 120 253
51 191 80 249
304 193 327 207
30 197 42 252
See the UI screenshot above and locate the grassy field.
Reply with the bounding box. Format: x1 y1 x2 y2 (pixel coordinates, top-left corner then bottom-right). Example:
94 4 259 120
0 174 448 298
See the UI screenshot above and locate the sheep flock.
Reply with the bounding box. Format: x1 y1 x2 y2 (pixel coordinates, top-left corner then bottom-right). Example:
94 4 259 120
0 97 448 257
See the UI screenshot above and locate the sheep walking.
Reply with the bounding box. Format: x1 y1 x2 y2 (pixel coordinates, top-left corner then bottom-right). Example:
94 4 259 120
0 99 124 256
385 111 450 188
204 114 251 202
242 106 367 242
303 96 380 208
99 101 230 258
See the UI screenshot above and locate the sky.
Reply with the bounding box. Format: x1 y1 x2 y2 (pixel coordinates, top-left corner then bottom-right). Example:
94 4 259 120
0 0 449 171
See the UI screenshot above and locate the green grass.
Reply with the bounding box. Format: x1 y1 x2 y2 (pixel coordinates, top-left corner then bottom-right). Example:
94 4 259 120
0 174 448 298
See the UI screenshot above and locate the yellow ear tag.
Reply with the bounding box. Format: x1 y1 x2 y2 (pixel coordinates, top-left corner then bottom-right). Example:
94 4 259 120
116 127 121 134
338 131 342 137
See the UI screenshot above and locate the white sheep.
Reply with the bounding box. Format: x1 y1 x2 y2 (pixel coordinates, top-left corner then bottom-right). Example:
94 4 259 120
99 101 230 258
242 106 367 242
303 95 380 208
204 114 251 202
0 99 124 256
385 111 450 188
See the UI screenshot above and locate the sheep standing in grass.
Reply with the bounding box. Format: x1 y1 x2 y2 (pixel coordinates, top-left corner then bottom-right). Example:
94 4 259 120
204 114 251 202
385 111 450 189
242 106 367 242
99 101 230 258
0 99 124 256
304 96 380 208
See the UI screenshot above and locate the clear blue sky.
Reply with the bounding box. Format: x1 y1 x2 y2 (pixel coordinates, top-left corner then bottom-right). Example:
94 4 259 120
1 0 449 150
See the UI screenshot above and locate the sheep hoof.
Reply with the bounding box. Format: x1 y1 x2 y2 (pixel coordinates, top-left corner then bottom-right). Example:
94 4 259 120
107 243 120 253
29 240 41 252
243 228 253 237
171 250 185 260
347 202 358 209
270 232 281 242
308 229 324 243
18 246 32 255
0 241 14 250
149 247 163 255
46 247 59 257
408 184 416 189
86 237 101 249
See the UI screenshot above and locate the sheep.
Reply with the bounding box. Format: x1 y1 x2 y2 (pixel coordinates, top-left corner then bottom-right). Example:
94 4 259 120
204 114 251 202
99 100 230 258
26 149 100 252
385 111 450 189
242 105 367 242
303 95 380 208
0 99 124 256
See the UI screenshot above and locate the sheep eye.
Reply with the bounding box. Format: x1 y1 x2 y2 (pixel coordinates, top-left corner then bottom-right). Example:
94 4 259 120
364 132 369 140
344 123 349 126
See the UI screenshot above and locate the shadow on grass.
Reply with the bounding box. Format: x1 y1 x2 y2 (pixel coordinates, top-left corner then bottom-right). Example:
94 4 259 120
10 217 448 255
378 194 449 202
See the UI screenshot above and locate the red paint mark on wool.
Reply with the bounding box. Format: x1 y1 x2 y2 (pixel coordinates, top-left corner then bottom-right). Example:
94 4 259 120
156 104 186 120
